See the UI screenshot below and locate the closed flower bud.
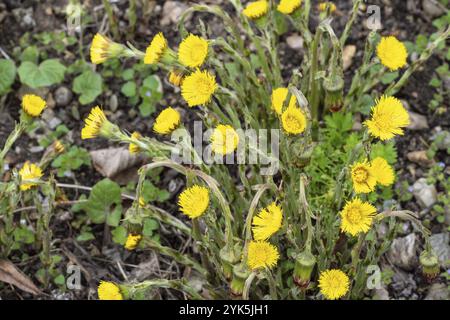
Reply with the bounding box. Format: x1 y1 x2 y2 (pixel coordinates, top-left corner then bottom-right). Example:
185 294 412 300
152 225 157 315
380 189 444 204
324 76 344 112
230 264 251 297
420 250 440 281
293 251 316 288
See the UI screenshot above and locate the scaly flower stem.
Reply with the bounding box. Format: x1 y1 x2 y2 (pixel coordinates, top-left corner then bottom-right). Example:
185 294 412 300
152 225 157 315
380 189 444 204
309 27 323 141
340 0 363 47
0 122 26 174
131 279 204 300
102 0 120 39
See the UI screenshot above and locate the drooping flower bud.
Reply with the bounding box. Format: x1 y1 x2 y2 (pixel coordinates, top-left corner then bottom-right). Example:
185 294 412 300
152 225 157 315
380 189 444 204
420 250 440 281
293 251 316 288
230 263 251 297
324 75 344 112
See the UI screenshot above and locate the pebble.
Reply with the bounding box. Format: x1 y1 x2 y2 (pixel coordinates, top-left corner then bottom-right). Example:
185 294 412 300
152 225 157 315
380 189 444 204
422 0 446 18
412 178 437 209
431 130 450 151
407 150 434 167
54 86 73 107
160 1 190 26
387 233 418 270
342 45 356 71
425 283 449 300
429 233 450 268
407 111 429 130
286 34 304 50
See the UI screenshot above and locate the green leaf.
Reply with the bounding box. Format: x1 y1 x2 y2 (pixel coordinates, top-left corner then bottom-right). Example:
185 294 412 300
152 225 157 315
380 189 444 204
142 75 162 91
122 68 135 81
138 100 156 117
415 34 428 53
111 226 128 245
54 274 65 286
18 59 66 88
324 112 353 132
20 46 39 63
82 178 122 225
72 70 103 105
121 81 137 97
370 141 397 164
13 226 35 244
380 71 399 85
142 180 170 202
143 218 159 237
76 231 95 242
51 146 91 176
0 59 16 94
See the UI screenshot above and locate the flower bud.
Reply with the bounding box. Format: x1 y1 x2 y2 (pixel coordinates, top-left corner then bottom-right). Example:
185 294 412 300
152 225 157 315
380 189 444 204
293 251 316 288
420 250 440 281
230 263 251 297
220 246 240 280
324 75 344 112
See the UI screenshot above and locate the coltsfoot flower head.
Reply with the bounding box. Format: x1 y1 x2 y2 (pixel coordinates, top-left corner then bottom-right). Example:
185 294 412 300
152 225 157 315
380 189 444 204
153 107 181 135
144 32 168 65
243 0 269 19
19 162 43 191
178 34 209 68
318 269 350 300
252 202 283 241
98 281 123 300
281 107 307 135
371 157 395 186
247 241 279 270
271 87 297 115
340 198 377 236
53 140 65 154
318 2 337 13
124 234 142 250
129 131 141 154
90 33 124 64
22 94 46 117
351 161 377 194
210 124 240 155
376 36 408 71
277 0 302 15
178 185 210 219
181 69 218 107
168 70 184 87
81 106 114 139
364 96 410 141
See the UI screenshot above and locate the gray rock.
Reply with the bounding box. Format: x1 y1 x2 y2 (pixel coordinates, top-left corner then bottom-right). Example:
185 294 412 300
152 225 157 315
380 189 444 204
425 283 449 300
429 233 450 268
12 7 36 29
422 0 446 18
412 178 437 208
431 130 450 151
387 233 418 270
407 111 429 130
286 34 304 50
160 1 189 26
372 287 390 300
109 94 119 112
54 86 73 107
407 150 434 167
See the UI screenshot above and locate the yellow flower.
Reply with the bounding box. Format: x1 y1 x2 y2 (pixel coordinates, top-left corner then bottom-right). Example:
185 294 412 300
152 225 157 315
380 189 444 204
181 69 218 107
124 234 142 250
178 185 210 219
22 94 46 117
271 87 297 115
210 124 240 155
144 32 168 65
277 0 302 15
178 34 209 68
153 107 181 135
318 2 337 13
376 36 408 71
252 202 283 241
364 96 410 141
138 196 146 208
90 33 110 64
371 157 395 186
53 140 65 154
19 162 43 191
81 106 111 139
247 241 279 270
281 107 307 135
129 132 141 154
243 0 269 19
168 70 184 87
351 161 377 194
97 281 123 300
318 269 350 300
340 198 377 236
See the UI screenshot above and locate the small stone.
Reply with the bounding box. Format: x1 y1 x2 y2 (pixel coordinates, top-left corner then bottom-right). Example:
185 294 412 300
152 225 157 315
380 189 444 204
46 93 56 109
429 233 450 268
342 45 356 71
422 0 446 18
373 287 390 300
29 146 44 153
412 178 437 208
48 117 62 129
407 150 434 167
109 94 119 112
54 86 73 107
286 34 303 50
425 283 449 300
431 130 450 151
407 111 429 130
160 1 189 26
387 233 418 270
